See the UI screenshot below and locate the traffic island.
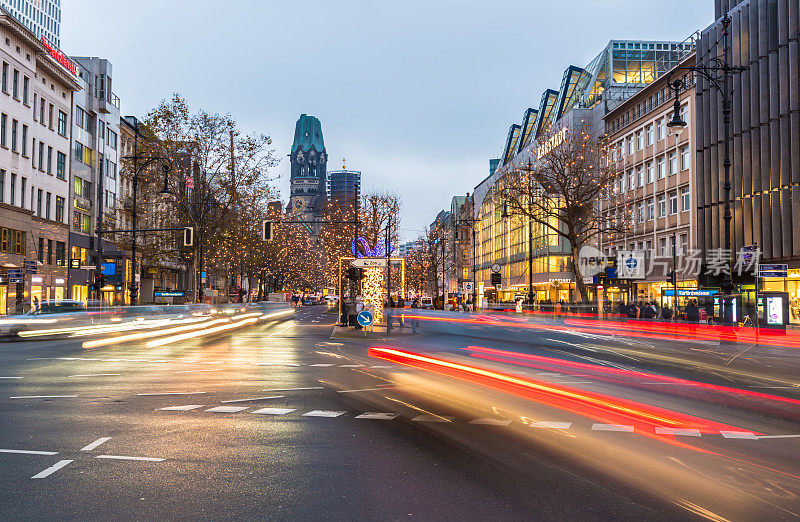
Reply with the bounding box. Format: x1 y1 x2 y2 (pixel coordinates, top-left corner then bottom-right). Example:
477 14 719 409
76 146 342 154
330 324 416 339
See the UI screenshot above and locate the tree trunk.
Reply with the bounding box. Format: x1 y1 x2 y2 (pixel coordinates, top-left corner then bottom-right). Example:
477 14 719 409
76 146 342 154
571 245 589 303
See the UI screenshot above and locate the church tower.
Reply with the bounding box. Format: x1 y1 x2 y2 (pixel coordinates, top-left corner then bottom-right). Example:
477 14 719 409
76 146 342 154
288 114 327 219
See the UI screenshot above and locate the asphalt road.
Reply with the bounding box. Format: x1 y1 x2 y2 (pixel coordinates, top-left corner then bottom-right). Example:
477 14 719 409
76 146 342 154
1 306 799 520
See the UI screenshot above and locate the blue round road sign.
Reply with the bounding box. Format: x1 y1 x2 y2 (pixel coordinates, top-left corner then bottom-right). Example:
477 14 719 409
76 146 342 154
625 257 638 269
357 311 373 327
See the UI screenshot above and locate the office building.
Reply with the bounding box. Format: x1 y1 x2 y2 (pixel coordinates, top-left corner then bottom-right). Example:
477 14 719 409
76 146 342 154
0 0 60 48
327 167 360 202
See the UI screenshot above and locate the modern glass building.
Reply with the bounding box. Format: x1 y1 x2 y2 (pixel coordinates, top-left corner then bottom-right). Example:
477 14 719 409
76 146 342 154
0 0 61 47
327 169 361 202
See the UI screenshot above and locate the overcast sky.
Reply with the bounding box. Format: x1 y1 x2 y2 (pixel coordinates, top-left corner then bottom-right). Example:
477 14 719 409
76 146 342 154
63 0 712 242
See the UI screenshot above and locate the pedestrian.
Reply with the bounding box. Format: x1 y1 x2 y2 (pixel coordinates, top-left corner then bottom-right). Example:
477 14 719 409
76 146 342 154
685 299 700 322
396 295 405 328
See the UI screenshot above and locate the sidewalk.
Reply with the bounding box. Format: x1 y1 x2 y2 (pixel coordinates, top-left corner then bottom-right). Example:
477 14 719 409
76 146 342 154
331 324 417 340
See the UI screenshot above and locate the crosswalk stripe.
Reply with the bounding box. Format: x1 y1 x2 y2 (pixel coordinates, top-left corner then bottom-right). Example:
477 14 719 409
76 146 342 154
654 427 701 436
309 364 335 367
719 430 757 439
592 423 634 432
338 365 363 368
205 406 248 413
158 405 204 411
303 410 346 418
529 421 572 429
355 412 399 420
469 418 512 426
251 407 296 415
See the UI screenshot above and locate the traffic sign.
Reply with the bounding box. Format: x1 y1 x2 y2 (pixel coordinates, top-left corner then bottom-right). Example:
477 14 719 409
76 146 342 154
490 273 501 286
357 310 373 327
80 265 97 270
616 250 646 279
759 263 788 277
352 258 388 268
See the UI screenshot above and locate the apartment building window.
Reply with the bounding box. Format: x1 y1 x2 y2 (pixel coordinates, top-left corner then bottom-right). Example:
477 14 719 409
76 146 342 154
74 141 83 162
658 194 666 217
680 234 688 256
12 69 18 99
20 177 26 208
75 106 85 129
648 200 655 220
681 187 690 212
627 136 633 155
657 156 666 179
636 131 643 151
39 98 45 123
1 62 7 92
669 151 678 175
10 173 16 205
45 146 52 174
55 241 66 266
38 142 44 170
21 124 26 155
22 76 28 104
48 104 53 129
55 196 64 223
0 113 6 146
107 129 117 149
669 191 678 214
105 190 115 208
98 120 104 138
82 179 91 199
680 146 690 170
10 119 17 152
618 141 624 158
72 211 81 231
618 175 624 193
38 238 45 262
57 110 66 136
646 161 654 183
45 192 51 219
646 125 653 146
637 165 644 187
657 118 665 140
33 93 37 121
628 169 635 190
0 170 4 203
82 214 91 234
83 147 93 167
36 189 42 216
56 151 66 179
659 237 668 256
47 239 52 265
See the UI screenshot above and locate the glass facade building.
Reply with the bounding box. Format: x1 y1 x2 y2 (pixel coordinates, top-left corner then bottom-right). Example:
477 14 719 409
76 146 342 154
0 0 60 47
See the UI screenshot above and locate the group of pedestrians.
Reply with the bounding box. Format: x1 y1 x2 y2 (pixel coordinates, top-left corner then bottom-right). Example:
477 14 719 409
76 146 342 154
616 299 701 322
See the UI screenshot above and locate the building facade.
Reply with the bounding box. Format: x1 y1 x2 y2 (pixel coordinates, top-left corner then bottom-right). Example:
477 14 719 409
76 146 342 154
66 55 120 304
0 0 60 48
599 53 697 306
0 9 77 314
696 0 800 323
288 114 326 220
327 168 360 202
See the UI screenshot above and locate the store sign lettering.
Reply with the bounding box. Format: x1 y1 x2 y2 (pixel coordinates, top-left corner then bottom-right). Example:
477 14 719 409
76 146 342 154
41 37 78 76
535 127 568 160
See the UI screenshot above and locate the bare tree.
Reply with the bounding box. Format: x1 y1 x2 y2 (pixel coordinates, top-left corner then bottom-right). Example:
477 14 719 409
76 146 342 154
496 123 627 303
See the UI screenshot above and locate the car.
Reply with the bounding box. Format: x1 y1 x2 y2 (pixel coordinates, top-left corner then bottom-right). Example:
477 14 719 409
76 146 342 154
420 296 433 309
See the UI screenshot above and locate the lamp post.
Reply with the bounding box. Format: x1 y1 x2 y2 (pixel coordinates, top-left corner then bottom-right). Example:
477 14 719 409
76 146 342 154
123 119 173 306
665 12 745 300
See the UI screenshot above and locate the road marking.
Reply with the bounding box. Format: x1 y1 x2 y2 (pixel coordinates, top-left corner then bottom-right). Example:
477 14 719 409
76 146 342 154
309 364 335 367
355 412 399 420
749 386 800 389
755 434 800 439
338 364 363 368
592 423 634 432
556 381 592 384
9 395 77 399
336 388 386 393
31 459 73 479
261 387 323 392
80 437 111 451
0 448 59 456
655 427 701 437
205 406 248 413
95 455 165 462
252 407 296 415
370 365 395 369
70 374 122 377
469 418 512 426
255 363 300 366
158 405 205 411
411 414 454 423
0 377 23 379
303 410 346 418
529 421 572 429
719 431 758 439
175 369 224 373
137 392 206 396
221 396 284 403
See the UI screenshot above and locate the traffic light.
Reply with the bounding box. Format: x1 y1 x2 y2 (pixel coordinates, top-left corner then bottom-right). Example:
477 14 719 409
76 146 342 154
262 220 273 241
92 273 104 293
183 227 194 247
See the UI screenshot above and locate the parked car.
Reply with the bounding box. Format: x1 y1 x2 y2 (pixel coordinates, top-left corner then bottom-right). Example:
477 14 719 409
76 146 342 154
420 296 433 309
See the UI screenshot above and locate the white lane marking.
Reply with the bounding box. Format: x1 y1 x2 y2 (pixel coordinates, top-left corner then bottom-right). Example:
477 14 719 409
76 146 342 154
267 324 295 337
749 386 800 389
31 459 73 479
9 395 77 399
252 407 296 415
95 455 165 462
80 437 111 451
355 412 399 420
411 414 454 423
205 406 248 413
530 421 572 429
755 434 800 439
338 364 363 368
158 405 205 411
261 387 323 392
592 423 634 432
370 365 395 369
655 427 701 437
175 369 224 373
70 374 122 377
469 418 512 426
0 448 59 456
309 364 335 367
534 372 562 376
720 431 758 439
323 342 343 346
336 388 386 393
137 392 206 396
0 377 23 379
221 396 284 403
303 410 346 418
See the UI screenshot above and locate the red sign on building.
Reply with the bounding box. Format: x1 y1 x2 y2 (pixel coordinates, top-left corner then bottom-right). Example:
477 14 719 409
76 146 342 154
41 37 77 76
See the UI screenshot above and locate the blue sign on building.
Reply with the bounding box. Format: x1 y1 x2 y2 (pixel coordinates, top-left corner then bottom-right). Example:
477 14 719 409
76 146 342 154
357 311 373 327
